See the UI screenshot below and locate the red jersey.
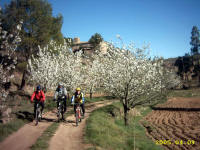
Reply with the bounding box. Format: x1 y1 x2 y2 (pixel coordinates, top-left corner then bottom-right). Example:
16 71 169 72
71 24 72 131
31 91 45 102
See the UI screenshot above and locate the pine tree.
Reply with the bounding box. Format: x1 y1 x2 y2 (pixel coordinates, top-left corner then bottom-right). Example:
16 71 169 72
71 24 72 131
190 26 200 55
1 0 64 90
1 0 63 59
89 33 103 48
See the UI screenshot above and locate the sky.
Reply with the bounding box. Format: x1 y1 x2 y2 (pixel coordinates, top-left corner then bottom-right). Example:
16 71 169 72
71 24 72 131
0 0 200 58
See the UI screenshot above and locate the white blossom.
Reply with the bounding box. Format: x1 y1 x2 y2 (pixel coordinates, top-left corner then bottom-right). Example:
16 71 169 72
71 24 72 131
0 9 22 101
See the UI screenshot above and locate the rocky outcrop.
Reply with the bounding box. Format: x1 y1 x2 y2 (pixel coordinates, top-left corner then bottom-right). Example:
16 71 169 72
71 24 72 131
164 55 200 88
0 69 34 124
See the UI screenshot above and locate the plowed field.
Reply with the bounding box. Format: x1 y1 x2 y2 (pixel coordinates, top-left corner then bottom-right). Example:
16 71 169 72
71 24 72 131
143 97 200 150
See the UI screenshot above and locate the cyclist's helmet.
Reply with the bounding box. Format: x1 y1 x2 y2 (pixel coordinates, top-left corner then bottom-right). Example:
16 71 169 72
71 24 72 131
58 83 63 88
76 87 81 91
36 85 41 91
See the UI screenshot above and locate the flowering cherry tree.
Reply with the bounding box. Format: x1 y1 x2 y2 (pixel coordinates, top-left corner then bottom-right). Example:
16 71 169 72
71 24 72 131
27 37 180 126
0 6 22 101
99 43 180 125
28 40 84 92
82 51 105 99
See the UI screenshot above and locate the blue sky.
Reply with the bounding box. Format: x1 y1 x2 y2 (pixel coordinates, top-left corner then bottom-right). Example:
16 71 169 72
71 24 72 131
1 0 200 58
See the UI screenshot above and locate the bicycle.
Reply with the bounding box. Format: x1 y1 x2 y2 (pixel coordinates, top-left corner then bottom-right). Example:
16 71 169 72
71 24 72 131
74 103 82 126
57 97 65 122
35 102 42 126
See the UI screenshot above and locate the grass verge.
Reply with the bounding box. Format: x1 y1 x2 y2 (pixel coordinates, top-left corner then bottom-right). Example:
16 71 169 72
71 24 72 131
30 121 60 150
85 96 115 103
168 88 200 98
31 109 74 150
84 102 163 150
0 96 56 142
0 118 29 142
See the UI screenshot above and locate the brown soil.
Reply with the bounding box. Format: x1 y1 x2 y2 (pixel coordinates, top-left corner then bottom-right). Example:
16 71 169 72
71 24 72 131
143 97 200 150
48 101 113 150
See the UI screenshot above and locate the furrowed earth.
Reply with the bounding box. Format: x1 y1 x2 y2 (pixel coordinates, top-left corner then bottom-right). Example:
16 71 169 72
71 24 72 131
143 97 200 150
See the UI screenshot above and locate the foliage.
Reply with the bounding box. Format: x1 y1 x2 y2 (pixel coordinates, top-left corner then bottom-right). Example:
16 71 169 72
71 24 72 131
64 37 73 47
0 6 22 101
89 33 103 48
83 53 105 98
27 40 83 92
1 0 63 59
99 42 180 125
28 39 180 125
190 26 200 55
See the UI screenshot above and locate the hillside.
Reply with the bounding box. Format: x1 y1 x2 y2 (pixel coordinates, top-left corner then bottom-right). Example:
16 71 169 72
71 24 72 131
164 54 200 88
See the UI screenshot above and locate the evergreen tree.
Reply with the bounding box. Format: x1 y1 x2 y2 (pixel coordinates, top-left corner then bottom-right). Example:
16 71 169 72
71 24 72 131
1 0 64 90
89 33 103 48
190 26 200 55
1 0 63 59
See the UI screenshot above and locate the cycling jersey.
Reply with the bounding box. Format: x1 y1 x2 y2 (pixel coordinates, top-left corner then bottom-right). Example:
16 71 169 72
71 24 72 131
31 90 45 102
71 92 85 104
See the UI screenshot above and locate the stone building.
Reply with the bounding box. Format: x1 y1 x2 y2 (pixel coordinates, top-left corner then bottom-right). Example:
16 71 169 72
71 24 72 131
72 37 107 55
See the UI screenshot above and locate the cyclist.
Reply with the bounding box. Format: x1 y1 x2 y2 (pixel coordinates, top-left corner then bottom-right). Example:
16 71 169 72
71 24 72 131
31 85 45 119
71 87 85 118
54 83 67 118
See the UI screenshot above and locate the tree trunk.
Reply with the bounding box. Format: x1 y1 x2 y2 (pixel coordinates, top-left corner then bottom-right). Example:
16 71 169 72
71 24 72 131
67 93 70 101
123 104 129 126
20 51 30 91
20 70 26 90
90 87 93 99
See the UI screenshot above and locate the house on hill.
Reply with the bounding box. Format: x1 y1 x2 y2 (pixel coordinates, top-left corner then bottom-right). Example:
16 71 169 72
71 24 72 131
71 37 107 55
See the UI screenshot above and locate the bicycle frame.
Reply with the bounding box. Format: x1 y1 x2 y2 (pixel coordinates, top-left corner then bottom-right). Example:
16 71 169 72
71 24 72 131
75 103 82 126
57 98 64 122
35 102 41 126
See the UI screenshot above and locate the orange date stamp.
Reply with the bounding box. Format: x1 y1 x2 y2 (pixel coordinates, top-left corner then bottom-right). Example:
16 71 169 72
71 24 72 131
155 139 195 145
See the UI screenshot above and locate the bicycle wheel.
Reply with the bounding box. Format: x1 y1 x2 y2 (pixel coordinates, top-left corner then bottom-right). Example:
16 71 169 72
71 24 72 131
38 108 41 122
79 110 82 122
76 111 79 126
61 105 65 120
35 108 38 126
58 109 61 122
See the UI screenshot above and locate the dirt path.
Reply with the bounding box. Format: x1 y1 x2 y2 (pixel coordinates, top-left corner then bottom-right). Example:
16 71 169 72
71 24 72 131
143 97 200 150
48 101 113 150
0 110 57 150
0 100 114 150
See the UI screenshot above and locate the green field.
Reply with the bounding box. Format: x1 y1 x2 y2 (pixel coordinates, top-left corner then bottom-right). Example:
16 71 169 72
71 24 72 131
84 102 163 150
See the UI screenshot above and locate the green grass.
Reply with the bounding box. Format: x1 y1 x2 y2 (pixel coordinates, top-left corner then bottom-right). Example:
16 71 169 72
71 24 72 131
0 95 110 144
0 118 29 142
168 88 200 98
85 96 115 103
31 122 60 150
31 110 74 150
84 102 163 150
44 96 57 112
0 96 57 143
0 98 33 142
31 111 74 150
